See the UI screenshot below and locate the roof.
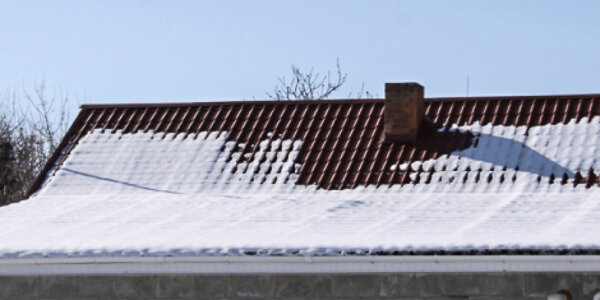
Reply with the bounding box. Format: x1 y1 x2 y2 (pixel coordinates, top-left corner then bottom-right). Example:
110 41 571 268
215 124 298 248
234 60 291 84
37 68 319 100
29 94 600 194
2 93 600 260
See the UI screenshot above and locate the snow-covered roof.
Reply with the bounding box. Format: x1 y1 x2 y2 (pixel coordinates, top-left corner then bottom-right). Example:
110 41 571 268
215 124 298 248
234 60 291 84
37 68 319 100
3 95 600 259
3 188 600 258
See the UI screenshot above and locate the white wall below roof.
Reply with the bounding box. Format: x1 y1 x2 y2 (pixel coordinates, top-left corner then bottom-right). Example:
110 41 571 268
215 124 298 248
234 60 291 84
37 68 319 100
2 256 600 275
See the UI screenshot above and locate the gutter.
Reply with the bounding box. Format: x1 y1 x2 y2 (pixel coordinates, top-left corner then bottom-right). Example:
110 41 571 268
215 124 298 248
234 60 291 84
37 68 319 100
1 256 600 275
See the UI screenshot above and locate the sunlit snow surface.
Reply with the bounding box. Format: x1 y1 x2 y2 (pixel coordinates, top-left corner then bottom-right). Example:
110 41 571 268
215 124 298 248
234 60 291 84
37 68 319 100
1 117 599 257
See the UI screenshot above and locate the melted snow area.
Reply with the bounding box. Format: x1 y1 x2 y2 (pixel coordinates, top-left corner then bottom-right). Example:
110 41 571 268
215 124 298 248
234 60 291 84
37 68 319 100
1 117 599 257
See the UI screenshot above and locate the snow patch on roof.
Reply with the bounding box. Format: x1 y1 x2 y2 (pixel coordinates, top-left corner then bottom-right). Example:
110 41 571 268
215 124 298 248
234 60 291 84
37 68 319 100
39 129 304 196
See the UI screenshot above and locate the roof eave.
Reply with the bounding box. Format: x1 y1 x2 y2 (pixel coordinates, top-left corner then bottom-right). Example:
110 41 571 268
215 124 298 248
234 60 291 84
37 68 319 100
2 255 600 275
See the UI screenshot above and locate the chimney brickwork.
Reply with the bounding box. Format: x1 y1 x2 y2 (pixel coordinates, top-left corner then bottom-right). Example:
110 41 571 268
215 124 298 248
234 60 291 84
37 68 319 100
384 82 424 143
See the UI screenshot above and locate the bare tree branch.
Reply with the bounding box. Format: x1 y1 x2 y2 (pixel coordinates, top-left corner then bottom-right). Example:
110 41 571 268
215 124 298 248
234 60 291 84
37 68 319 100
267 59 376 101
267 59 348 100
1 81 72 205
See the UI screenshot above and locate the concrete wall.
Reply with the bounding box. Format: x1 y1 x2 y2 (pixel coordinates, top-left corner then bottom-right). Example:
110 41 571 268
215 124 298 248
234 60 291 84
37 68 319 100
1 273 600 299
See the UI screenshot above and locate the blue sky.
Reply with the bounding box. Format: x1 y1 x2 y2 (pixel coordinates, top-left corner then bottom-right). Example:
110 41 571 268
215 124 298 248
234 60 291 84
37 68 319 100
1 0 599 108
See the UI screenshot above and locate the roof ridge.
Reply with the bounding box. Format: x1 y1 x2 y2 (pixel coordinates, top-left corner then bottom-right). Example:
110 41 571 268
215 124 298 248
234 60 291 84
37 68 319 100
80 93 600 109
80 99 384 109
427 93 600 102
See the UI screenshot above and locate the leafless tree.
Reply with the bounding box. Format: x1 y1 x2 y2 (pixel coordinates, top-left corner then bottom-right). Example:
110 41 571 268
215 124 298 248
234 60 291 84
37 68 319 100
0 82 72 205
267 59 348 100
23 81 70 152
267 59 375 101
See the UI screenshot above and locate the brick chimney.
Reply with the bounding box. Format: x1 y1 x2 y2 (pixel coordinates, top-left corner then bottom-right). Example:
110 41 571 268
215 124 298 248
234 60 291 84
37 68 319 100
384 82 424 143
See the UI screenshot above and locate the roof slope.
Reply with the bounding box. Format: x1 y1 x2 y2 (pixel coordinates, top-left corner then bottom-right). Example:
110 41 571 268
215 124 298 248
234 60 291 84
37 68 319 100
3 93 599 258
31 94 600 194
2 191 600 258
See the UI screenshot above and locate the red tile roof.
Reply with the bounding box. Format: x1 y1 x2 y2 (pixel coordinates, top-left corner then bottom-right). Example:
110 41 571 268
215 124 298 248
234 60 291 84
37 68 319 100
29 94 600 196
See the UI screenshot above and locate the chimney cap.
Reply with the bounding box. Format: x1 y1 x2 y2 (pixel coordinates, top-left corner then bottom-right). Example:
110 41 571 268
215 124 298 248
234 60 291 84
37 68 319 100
385 82 424 88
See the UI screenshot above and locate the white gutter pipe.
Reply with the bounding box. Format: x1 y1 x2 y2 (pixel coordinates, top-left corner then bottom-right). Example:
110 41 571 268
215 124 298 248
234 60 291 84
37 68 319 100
1 256 600 275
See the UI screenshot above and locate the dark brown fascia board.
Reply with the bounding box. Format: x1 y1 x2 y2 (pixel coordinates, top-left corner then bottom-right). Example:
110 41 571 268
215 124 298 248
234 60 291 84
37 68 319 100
80 93 600 109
